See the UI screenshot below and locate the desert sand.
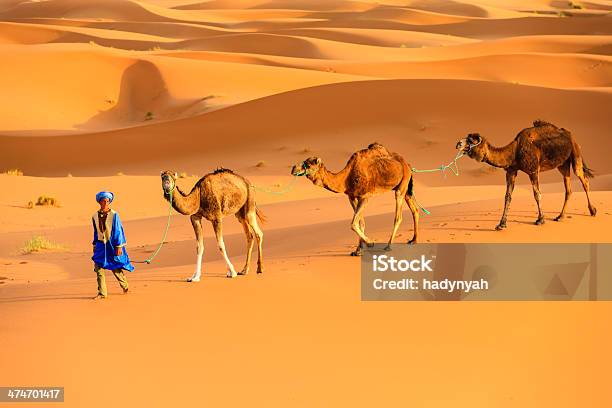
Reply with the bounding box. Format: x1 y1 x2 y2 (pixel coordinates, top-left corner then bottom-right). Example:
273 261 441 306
0 0 611 406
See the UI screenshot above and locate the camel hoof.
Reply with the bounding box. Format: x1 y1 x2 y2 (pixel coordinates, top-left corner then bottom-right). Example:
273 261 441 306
187 277 200 282
495 223 506 231
554 215 564 222
590 207 597 216
256 269 263 274
237 270 248 276
226 271 237 278
535 218 545 225
350 250 362 257
383 245 392 251
366 242 375 248
407 239 417 245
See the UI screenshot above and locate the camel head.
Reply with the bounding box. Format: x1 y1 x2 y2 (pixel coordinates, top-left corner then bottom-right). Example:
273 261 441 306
456 133 486 162
291 157 322 182
160 170 178 194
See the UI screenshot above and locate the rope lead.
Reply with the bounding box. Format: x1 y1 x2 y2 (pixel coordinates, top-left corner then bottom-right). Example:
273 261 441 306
410 151 466 215
133 189 173 264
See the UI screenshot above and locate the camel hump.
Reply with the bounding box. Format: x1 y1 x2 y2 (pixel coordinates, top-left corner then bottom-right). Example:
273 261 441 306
212 167 235 175
366 142 391 156
533 120 557 128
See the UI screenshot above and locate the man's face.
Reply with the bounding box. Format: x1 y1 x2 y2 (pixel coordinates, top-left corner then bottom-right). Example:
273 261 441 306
99 198 110 211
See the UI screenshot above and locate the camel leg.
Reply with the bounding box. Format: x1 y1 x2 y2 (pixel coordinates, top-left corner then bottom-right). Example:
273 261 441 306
349 197 365 256
554 161 572 221
496 170 517 230
351 197 373 247
237 215 254 275
529 172 545 225
246 211 264 274
211 219 237 278
575 164 597 216
384 190 404 251
405 194 419 244
188 214 204 282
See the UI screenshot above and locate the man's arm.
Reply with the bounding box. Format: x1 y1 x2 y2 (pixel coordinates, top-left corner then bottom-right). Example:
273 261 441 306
111 212 127 256
92 218 97 255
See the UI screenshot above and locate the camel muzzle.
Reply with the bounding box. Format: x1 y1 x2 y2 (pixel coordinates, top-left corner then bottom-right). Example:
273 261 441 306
161 177 176 194
291 162 308 177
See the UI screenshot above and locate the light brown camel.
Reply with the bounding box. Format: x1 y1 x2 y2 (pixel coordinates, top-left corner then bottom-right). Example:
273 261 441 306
291 143 419 255
160 169 264 281
456 120 596 230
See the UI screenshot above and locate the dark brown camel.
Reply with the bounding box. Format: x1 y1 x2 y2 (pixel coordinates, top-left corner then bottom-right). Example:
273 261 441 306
291 143 419 255
456 120 596 230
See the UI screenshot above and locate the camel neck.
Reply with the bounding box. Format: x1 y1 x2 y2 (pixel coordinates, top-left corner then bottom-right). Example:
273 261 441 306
167 184 201 215
319 166 348 194
483 140 517 169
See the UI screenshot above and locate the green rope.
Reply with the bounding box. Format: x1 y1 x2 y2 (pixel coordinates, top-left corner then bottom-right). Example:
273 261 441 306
411 151 464 176
251 165 315 196
133 189 173 264
252 176 299 195
410 151 466 215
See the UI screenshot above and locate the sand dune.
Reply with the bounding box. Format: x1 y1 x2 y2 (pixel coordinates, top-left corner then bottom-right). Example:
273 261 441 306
1 1 611 406
333 53 612 88
2 79 609 179
0 43 363 133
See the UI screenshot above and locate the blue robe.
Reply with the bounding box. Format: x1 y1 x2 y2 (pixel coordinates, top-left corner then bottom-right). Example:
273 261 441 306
92 210 134 272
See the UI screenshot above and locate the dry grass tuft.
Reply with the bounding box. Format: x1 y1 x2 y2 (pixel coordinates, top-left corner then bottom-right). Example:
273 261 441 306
36 196 59 207
21 236 65 254
3 169 23 176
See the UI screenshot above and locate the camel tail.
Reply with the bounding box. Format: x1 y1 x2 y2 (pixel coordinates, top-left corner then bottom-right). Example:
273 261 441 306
583 161 595 179
256 207 266 224
407 173 415 197
566 130 595 179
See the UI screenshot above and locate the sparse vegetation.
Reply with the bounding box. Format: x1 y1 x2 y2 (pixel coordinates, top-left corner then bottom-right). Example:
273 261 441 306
3 169 23 176
178 172 188 178
35 195 59 207
569 1 584 9
116 171 125 176
21 236 64 254
255 161 266 168
145 111 154 121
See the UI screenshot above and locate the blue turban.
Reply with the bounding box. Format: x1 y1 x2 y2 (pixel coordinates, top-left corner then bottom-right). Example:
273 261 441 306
96 191 114 203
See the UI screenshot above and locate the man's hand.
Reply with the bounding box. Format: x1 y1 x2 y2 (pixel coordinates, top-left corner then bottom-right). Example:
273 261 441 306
115 247 123 256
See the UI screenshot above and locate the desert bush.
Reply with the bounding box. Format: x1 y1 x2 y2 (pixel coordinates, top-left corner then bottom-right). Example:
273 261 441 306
21 236 64 254
255 161 266 168
145 111 154 121
569 1 584 9
3 169 23 176
36 196 59 207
